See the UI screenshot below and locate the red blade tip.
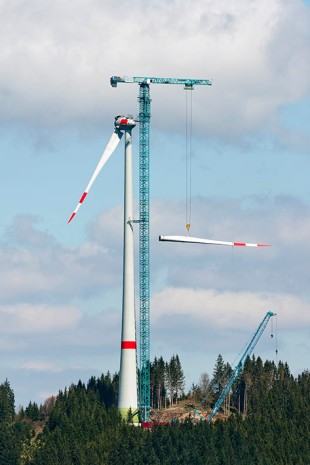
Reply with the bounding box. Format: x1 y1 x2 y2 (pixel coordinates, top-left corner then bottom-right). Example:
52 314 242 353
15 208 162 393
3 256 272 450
68 213 76 223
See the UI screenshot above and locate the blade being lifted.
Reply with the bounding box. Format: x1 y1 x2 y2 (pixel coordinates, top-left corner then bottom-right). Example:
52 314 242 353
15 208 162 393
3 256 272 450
68 129 123 223
159 235 270 247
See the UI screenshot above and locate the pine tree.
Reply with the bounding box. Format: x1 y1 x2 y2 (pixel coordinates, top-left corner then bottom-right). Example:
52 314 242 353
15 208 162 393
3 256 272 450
165 361 173 406
174 355 185 401
0 379 15 424
165 355 185 405
212 354 226 395
158 357 165 409
25 402 40 421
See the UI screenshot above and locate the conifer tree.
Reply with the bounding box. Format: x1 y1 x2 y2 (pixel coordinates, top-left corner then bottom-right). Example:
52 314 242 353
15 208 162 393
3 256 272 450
174 354 185 401
25 402 40 421
0 379 15 424
212 354 226 395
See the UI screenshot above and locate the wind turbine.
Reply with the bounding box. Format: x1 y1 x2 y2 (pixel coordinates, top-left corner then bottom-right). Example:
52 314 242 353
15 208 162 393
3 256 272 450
68 115 139 423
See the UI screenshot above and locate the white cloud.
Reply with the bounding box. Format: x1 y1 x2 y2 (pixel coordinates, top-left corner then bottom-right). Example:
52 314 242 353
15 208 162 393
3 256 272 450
0 0 309 142
21 360 62 372
0 215 122 304
152 287 310 331
0 303 82 333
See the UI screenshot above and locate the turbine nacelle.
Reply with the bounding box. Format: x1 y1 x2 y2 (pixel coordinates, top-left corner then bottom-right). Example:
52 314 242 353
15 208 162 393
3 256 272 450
115 115 136 130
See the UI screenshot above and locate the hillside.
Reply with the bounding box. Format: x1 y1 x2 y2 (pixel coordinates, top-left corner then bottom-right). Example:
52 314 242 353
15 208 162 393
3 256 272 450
0 356 309 465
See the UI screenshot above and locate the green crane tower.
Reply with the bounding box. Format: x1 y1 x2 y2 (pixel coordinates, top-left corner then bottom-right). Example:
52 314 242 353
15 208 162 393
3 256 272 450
111 76 212 423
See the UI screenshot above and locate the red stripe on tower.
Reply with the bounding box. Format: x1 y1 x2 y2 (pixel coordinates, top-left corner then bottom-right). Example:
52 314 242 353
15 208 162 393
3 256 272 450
121 341 137 349
234 242 246 247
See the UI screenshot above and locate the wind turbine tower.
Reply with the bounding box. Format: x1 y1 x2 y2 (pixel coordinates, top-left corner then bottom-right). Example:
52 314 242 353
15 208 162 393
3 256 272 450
118 121 139 422
68 116 139 422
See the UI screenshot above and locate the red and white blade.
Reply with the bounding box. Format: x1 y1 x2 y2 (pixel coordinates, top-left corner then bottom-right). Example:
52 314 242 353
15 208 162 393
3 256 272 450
68 129 123 223
159 235 270 247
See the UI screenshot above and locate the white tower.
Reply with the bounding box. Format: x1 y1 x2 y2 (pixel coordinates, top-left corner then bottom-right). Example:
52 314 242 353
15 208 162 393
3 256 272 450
118 126 139 422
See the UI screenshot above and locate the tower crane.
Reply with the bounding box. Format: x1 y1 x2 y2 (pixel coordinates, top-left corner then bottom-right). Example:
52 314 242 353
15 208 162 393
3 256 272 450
111 76 212 422
198 311 276 422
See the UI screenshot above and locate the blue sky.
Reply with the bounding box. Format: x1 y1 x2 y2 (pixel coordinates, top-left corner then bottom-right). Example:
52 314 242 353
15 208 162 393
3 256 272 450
0 0 310 407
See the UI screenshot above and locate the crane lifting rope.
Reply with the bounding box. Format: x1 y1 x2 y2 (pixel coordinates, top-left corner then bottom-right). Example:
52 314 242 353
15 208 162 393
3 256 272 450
185 87 193 234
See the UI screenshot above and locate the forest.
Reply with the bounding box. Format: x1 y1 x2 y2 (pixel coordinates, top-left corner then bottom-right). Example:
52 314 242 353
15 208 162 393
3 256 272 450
0 355 309 465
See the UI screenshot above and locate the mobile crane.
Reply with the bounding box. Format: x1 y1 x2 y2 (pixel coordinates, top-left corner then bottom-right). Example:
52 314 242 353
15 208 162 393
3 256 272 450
194 311 276 422
209 311 276 421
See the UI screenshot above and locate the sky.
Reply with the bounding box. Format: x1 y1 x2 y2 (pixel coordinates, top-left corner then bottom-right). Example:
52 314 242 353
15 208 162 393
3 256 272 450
0 0 310 408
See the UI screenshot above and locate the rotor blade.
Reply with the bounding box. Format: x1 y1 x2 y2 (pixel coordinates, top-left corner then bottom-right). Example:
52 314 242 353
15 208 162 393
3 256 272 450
68 129 123 223
159 235 270 247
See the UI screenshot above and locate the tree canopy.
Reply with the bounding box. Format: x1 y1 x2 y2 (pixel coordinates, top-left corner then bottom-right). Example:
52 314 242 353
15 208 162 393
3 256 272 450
0 356 309 465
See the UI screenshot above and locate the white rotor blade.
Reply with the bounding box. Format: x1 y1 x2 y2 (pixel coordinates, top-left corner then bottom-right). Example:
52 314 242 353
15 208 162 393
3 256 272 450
159 235 270 247
68 129 123 223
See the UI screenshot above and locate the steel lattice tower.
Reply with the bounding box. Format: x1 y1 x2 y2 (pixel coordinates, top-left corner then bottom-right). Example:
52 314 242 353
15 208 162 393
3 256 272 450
138 83 151 422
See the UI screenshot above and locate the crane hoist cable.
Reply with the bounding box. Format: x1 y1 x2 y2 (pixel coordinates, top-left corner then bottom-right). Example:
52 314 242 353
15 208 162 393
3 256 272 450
275 314 278 362
185 87 193 234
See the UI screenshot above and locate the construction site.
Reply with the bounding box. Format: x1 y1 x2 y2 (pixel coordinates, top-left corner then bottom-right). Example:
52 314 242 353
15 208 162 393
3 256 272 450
67 75 276 427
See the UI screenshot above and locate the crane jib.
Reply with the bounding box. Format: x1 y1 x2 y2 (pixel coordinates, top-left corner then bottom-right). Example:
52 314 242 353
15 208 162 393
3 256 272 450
110 76 213 88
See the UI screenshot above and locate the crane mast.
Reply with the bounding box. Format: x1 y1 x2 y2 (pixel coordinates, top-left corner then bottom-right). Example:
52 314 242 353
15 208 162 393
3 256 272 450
111 75 212 423
208 311 276 422
138 83 151 422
